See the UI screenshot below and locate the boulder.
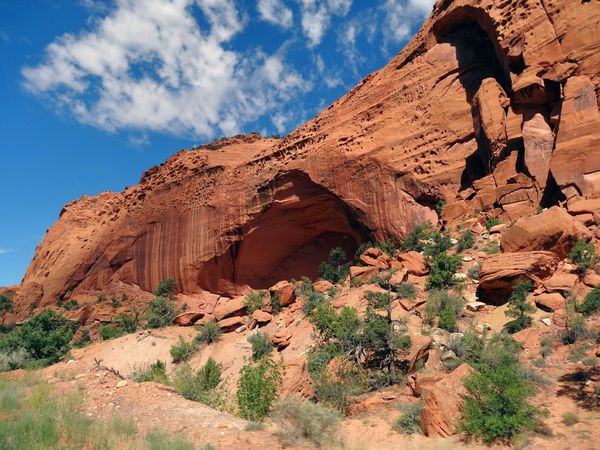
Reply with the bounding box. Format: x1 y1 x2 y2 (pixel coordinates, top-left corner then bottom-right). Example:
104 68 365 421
213 297 246 321
172 311 204 326
407 372 445 398
567 197 600 216
406 334 432 372
251 309 272 324
271 331 292 350
349 266 379 282
269 281 296 307
217 316 246 332
544 271 579 293
420 363 475 437
501 207 592 258
522 112 554 189
313 280 334 293
583 270 600 288
512 327 541 351
533 293 565 312
472 78 508 167
359 248 391 269
397 251 428 276
466 301 485 312
478 251 559 304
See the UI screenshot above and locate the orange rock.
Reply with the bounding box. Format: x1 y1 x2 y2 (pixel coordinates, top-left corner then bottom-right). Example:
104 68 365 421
420 363 475 437
407 371 445 398
568 197 600 215
583 270 600 288
251 309 272 324
213 297 246 321
269 281 296 307
349 266 379 282
501 207 592 258
313 280 334 293
544 271 579 293
533 293 565 312
523 112 554 189
172 311 204 326
512 327 541 351
397 252 428 276
359 248 390 269
217 316 246 332
406 334 431 372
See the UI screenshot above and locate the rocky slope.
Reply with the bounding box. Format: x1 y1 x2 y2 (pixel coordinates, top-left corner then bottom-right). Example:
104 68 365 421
7 0 600 317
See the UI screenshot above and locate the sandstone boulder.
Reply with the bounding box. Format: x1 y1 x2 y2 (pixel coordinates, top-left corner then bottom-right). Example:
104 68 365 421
407 372 445 398
397 252 428 276
478 251 559 304
544 271 579 293
313 280 334 293
501 207 592 258
217 316 246 332
172 311 204 326
213 297 246 321
269 281 296 307
533 293 565 312
472 78 508 167
251 309 272 324
406 334 431 372
349 266 379 282
359 248 391 269
522 112 554 189
420 363 474 437
512 327 541 351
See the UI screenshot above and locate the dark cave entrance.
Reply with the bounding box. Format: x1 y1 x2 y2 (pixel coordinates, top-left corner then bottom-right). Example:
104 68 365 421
202 171 371 294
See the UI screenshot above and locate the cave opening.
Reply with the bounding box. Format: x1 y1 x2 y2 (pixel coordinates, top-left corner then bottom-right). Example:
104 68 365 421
201 171 372 294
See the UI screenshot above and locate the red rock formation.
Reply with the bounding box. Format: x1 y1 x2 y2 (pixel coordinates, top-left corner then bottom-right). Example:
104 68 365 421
8 0 600 317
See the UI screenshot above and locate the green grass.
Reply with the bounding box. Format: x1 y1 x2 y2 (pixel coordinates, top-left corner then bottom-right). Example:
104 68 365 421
0 374 196 449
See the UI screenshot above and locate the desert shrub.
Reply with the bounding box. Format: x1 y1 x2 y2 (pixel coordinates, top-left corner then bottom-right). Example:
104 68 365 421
425 290 463 332
270 292 282 314
456 230 475 253
319 247 349 284
98 324 122 341
145 430 194 450
110 295 122 308
0 309 75 367
561 297 588 344
73 329 91 348
468 263 481 280
153 279 176 297
244 290 267 315
98 312 138 340
194 320 222 345
0 295 14 313
401 222 436 252
145 296 178 329
133 360 169 384
483 240 500 255
303 290 327 315
539 336 553 359
307 343 340 380
562 412 579 426
271 397 340 448
237 357 284 421
394 401 423 435
248 332 273 361
170 337 196 363
578 285 600 316
426 253 462 291
568 239 598 273
461 334 538 444
485 217 502 230
423 232 453 258
505 281 535 334
172 358 225 409
0 348 30 372
394 282 417 299
62 299 79 311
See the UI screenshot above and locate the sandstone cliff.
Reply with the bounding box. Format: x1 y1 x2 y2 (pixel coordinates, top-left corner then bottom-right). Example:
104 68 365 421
11 0 600 315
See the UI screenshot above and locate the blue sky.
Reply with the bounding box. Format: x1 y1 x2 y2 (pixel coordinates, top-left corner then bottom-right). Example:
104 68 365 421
0 0 432 286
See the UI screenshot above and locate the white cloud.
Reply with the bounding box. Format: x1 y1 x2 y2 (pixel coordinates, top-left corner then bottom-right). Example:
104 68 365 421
381 0 433 46
297 0 353 47
22 0 310 138
0 249 12 255
257 0 293 28
409 0 435 15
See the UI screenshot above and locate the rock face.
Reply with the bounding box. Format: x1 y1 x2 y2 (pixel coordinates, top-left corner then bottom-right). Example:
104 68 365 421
9 0 600 316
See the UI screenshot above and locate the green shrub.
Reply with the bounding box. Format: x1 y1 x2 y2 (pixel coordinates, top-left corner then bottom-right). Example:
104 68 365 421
0 348 30 372
0 295 14 313
313 362 366 414
237 357 284 421
110 296 122 308
355 241 397 258
539 336 552 359
0 309 75 367
153 279 176 297
133 360 169 384
423 232 453 258
145 296 178 329
561 297 588 344
393 282 417 300
244 290 266 315
485 217 502 230
426 253 462 291
98 324 122 341
425 290 463 331
401 222 436 252
98 312 138 340
561 411 579 426
483 240 500 255
172 359 224 409
393 401 423 434
194 320 222 345
170 337 196 363
270 292 282 314
505 281 535 334
146 430 194 450
271 397 340 448
319 247 349 284
468 264 481 280
248 332 273 361
307 344 340 381
568 239 598 273
461 334 538 444
456 230 475 253
578 285 600 316
73 329 91 348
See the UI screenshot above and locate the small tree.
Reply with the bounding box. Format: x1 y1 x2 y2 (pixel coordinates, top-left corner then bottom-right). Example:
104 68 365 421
237 357 284 421
319 248 349 284
154 279 177 297
0 295 14 313
195 320 222 345
426 253 462 291
425 290 463 331
170 337 196 363
578 285 600 316
145 296 178 329
456 230 475 253
504 281 534 333
568 239 598 273
248 332 273 361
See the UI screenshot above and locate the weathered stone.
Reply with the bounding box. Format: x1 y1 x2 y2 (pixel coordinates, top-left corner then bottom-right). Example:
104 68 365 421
269 281 296 307
213 297 246 321
523 112 554 189
172 311 204 326
533 293 565 312
397 251 428 276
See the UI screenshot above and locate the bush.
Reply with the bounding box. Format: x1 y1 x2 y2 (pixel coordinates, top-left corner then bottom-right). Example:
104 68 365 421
237 357 284 421
313 362 366 414
307 344 340 380
172 358 224 409
561 297 588 344
319 247 349 284
561 411 579 426
461 334 538 444
505 281 535 334
423 232 453 258
154 279 176 297
486 217 502 230
393 401 423 435
393 282 417 300
295 277 327 315
0 295 14 313
248 332 273 361
456 230 475 253
73 329 91 348
271 397 340 448
194 320 222 345
145 430 194 450
244 290 266 315
468 264 481 280
145 296 178 329
578 285 600 316
355 241 397 258
401 222 436 252
568 239 597 273
426 253 462 291
133 360 169 384
170 337 196 363
425 290 463 331
0 309 75 366
483 240 500 255
98 312 138 340
0 348 30 372
98 324 122 340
